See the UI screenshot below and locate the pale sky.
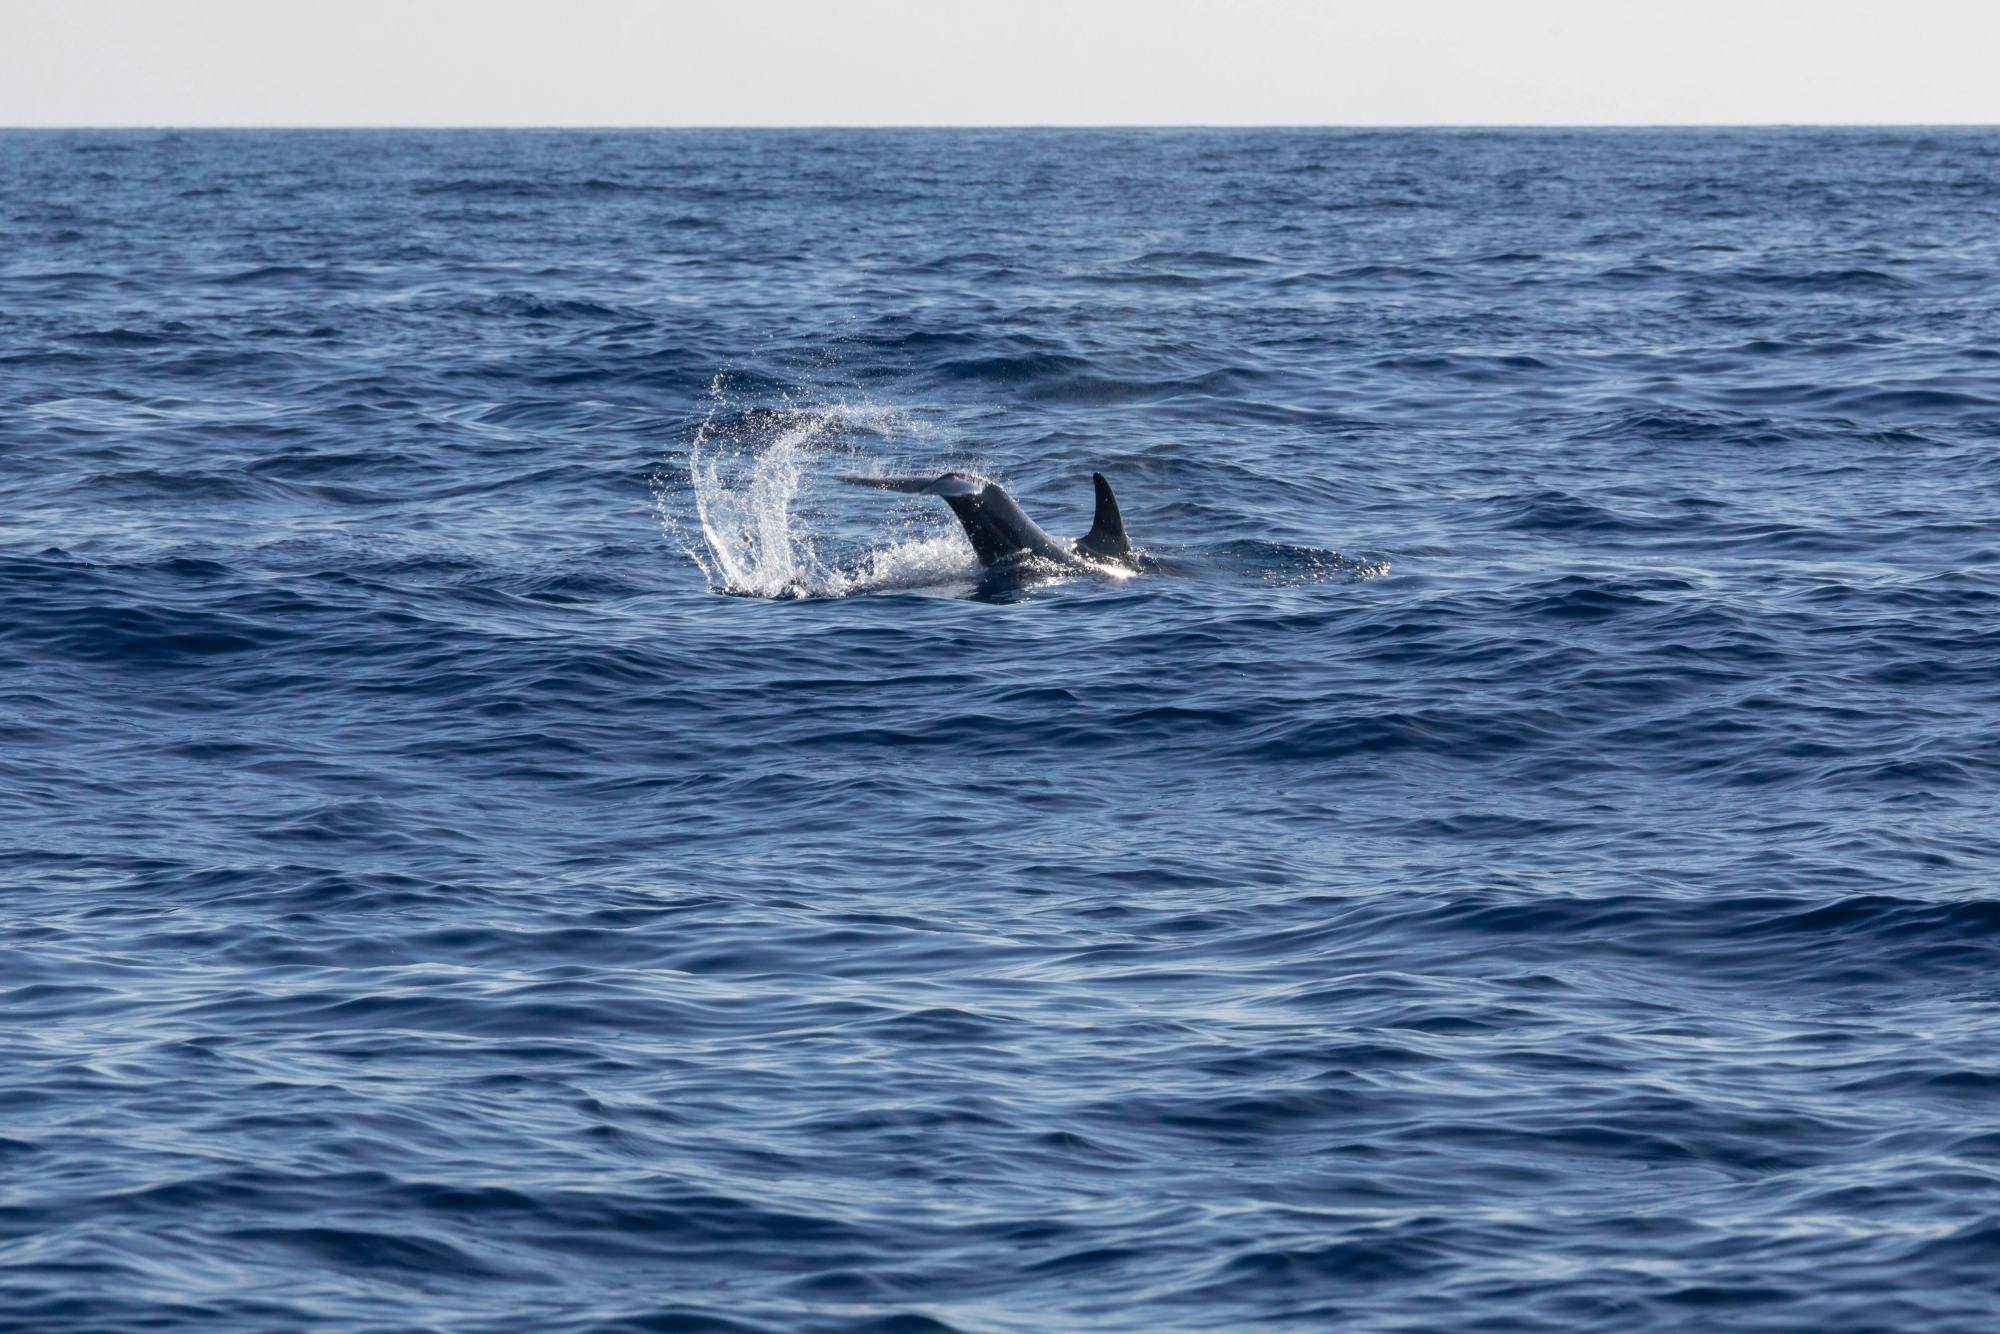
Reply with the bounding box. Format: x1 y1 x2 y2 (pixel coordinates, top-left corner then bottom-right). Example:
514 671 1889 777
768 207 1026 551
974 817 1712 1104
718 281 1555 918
2 0 1996 128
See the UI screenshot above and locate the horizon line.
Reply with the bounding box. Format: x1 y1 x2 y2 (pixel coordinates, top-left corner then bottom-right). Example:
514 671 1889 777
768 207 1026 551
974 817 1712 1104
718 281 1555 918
5 122 1999 133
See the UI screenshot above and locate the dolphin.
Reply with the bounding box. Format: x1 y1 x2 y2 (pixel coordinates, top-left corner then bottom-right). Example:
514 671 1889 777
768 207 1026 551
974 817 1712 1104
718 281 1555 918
841 471 1136 571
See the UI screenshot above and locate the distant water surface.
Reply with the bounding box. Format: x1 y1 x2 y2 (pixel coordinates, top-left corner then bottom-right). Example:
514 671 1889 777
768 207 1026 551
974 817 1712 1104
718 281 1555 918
3 128 2000 1331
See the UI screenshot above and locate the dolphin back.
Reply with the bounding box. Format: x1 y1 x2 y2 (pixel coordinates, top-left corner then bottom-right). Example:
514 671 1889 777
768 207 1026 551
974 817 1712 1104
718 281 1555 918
842 470 1131 570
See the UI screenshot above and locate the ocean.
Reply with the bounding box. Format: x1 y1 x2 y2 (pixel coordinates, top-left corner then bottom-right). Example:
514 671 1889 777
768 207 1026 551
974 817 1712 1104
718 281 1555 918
3 127 1998 1330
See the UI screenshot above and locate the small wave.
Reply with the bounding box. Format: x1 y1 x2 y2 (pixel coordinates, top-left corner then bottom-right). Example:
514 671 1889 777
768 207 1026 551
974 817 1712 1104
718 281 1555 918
933 351 1093 384
1487 488 1670 535
413 176 548 198
63 326 192 349
1726 266 1918 293
202 264 370 290
1206 539 1388 585
465 294 639 321
1128 249 1272 269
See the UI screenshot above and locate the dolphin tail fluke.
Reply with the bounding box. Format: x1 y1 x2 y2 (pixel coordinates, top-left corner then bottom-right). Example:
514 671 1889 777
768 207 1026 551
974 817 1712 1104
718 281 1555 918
838 473 981 498
1076 472 1132 562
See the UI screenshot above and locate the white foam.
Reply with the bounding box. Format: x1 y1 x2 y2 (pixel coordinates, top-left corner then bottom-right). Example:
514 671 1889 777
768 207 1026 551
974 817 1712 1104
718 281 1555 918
655 377 979 599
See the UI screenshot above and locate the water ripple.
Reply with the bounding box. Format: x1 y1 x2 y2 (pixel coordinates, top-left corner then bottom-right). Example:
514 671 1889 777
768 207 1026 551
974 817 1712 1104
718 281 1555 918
4 127 2000 1332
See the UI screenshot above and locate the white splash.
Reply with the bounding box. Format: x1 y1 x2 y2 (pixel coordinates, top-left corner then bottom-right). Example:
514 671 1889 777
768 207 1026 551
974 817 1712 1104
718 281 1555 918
655 377 979 599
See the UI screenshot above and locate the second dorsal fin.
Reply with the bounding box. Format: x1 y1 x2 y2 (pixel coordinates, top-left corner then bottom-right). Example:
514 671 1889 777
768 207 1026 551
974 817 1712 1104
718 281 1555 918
1075 472 1131 562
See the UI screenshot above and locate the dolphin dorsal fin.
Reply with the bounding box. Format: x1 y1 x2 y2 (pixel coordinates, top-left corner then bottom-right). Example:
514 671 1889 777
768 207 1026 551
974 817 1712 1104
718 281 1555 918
1076 472 1131 562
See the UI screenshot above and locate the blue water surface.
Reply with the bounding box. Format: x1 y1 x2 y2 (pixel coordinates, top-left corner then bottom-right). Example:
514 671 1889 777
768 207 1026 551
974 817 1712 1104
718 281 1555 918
3 128 1999 1331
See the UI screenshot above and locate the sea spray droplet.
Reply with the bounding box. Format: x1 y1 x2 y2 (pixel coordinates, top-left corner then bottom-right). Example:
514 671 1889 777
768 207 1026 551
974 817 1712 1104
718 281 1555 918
658 380 976 599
